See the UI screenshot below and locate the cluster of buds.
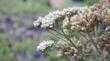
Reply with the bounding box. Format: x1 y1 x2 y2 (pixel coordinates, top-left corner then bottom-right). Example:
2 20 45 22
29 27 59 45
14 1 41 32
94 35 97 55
56 38 85 60
56 38 70 48
63 3 110 34
57 46 77 57
33 7 87 28
57 46 85 60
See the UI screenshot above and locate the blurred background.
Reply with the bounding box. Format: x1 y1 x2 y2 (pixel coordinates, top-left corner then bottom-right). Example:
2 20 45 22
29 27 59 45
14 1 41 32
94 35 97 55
0 0 99 61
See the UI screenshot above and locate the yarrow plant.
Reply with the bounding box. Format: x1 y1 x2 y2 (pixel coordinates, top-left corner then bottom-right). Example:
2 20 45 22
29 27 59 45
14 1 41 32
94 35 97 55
34 1 110 61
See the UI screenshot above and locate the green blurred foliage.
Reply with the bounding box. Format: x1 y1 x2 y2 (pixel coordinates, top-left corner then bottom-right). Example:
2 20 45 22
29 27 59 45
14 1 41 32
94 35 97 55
0 0 52 16
84 0 99 5
0 0 99 16
0 34 13 61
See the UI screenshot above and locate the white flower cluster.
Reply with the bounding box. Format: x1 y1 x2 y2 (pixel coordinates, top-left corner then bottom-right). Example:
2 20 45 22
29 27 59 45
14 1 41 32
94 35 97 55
56 38 70 48
33 7 87 28
37 40 54 52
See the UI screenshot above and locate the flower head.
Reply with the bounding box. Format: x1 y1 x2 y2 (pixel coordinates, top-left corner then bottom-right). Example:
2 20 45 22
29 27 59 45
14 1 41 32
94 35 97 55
37 40 54 52
62 3 110 33
33 7 87 28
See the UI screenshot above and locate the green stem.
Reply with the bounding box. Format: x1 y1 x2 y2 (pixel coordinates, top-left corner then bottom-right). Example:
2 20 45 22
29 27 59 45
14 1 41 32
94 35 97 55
47 29 62 40
45 51 56 61
47 29 69 43
51 28 85 58
80 31 101 55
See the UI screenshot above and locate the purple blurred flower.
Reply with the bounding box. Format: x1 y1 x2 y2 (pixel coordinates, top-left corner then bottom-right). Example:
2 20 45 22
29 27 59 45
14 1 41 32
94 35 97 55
18 51 26 58
4 17 14 25
72 0 84 2
33 52 47 59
